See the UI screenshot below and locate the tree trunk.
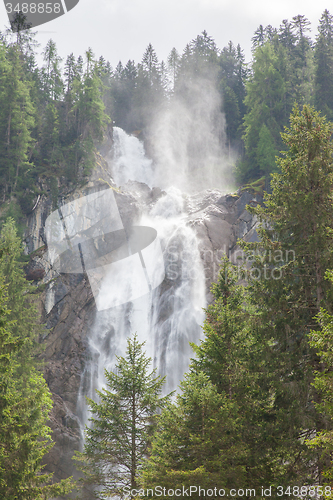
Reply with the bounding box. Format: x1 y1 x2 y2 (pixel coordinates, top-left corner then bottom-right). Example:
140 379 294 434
131 391 136 496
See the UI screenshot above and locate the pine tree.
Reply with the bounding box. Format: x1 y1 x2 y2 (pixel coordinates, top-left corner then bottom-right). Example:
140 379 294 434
189 30 218 68
291 14 312 63
240 104 333 484
167 47 180 91
314 10 333 120
0 233 73 499
251 24 266 50
74 334 169 500
141 371 247 499
141 44 159 85
111 59 137 131
0 43 35 206
41 39 63 101
278 19 297 51
219 41 247 144
240 42 286 182
190 257 297 487
75 64 109 141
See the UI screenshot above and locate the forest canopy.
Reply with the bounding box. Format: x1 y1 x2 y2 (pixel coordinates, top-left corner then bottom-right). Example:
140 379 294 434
2 9 333 226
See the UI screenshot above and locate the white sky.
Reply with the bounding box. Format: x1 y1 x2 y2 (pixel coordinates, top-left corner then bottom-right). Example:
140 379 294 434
0 0 331 68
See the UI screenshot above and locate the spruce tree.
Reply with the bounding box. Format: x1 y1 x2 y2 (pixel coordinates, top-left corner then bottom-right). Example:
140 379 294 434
167 47 180 90
0 230 72 499
241 104 333 484
314 10 333 120
74 334 169 500
218 41 247 145
240 42 286 182
191 257 297 487
0 43 35 206
141 371 247 499
0 218 43 372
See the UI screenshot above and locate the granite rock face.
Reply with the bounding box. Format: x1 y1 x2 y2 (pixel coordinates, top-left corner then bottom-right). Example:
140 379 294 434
23 155 261 496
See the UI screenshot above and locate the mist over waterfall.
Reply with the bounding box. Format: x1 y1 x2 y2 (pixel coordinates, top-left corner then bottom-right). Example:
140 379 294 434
111 128 154 187
149 77 235 193
77 128 207 431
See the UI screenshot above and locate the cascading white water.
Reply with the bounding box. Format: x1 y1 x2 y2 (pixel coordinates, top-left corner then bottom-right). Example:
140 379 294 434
77 127 206 433
111 127 154 187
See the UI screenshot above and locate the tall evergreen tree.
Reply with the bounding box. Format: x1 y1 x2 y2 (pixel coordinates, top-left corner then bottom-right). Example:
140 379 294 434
167 47 180 90
141 371 247 498
41 39 63 101
0 229 73 499
0 218 43 370
74 334 169 500
219 41 247 144
314 10 333 120
239 41 286 182
190 257 299 487
0 43 36 210
240 104 333 484
111 60 138 131
291 14 312 63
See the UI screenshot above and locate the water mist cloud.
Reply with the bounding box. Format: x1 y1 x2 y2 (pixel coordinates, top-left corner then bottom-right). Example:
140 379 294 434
150 76 236 193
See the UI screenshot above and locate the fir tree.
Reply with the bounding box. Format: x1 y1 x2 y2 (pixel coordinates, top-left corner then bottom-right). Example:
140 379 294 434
141 371 247 499
240 104 333 484
240 42 286 182
167 47 180 90
74 334 169 500
0 218 44 370
219 41 247 144
0 43 35 206
314 10 333 120
0 233 73 499
307 277 333 489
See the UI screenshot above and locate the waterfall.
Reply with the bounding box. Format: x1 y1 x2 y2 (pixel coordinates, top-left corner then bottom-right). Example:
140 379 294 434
76 127 206 432
111 127 154 187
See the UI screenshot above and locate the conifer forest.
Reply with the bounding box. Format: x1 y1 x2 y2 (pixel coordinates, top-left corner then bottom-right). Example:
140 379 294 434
3 8 333 500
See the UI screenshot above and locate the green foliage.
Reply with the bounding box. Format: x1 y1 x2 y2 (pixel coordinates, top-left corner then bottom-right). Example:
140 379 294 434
0 31 112 208
237 14 317 184
192 256 254 399
218 41 247 145
75 67 110 141
256 123 278 178
74 334 169 500
307 294 333 492
0 218 44 372
0 225 73 499
238 104 333 484
239 42 287 182
145 103 333 491
141 371 247 498
0 43 35 206
253 104 333 312
315 10 333 120
191 256 305 486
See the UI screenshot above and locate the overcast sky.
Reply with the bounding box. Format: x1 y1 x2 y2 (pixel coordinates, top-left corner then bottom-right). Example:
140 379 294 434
0 0 332 68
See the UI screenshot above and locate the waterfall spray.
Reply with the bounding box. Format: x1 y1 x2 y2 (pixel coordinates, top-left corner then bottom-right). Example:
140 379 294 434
76 128 206 435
